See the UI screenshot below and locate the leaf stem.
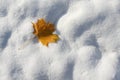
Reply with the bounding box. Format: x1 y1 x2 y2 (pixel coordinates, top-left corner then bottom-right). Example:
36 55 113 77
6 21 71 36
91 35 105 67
18 36 36 50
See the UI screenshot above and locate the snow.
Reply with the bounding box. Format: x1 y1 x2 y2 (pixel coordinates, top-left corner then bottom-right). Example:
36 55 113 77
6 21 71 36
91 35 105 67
0 0 120 80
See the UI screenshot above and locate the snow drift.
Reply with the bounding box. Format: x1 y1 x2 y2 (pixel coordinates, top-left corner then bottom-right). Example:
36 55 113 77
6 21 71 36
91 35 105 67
0 0 120 80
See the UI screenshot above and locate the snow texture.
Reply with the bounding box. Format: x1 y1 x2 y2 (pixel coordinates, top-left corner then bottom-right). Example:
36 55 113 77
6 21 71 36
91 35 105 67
0 0 120 80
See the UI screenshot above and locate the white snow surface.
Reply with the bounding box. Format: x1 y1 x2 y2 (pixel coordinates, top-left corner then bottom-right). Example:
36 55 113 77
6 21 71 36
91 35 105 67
0 0 120 80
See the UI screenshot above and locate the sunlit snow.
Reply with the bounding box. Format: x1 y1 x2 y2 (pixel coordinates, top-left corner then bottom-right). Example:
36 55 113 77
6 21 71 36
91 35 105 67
0 0 120 80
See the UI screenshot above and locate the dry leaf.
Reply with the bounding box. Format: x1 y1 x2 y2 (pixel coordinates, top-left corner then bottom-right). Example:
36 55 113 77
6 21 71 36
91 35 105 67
32 18 59 46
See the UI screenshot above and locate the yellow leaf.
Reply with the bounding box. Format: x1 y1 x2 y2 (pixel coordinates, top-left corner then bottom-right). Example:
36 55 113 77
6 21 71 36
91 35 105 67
32 18 60 46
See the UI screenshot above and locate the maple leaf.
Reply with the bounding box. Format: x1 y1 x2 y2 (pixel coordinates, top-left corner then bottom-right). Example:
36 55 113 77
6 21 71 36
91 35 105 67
32 18 59 46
